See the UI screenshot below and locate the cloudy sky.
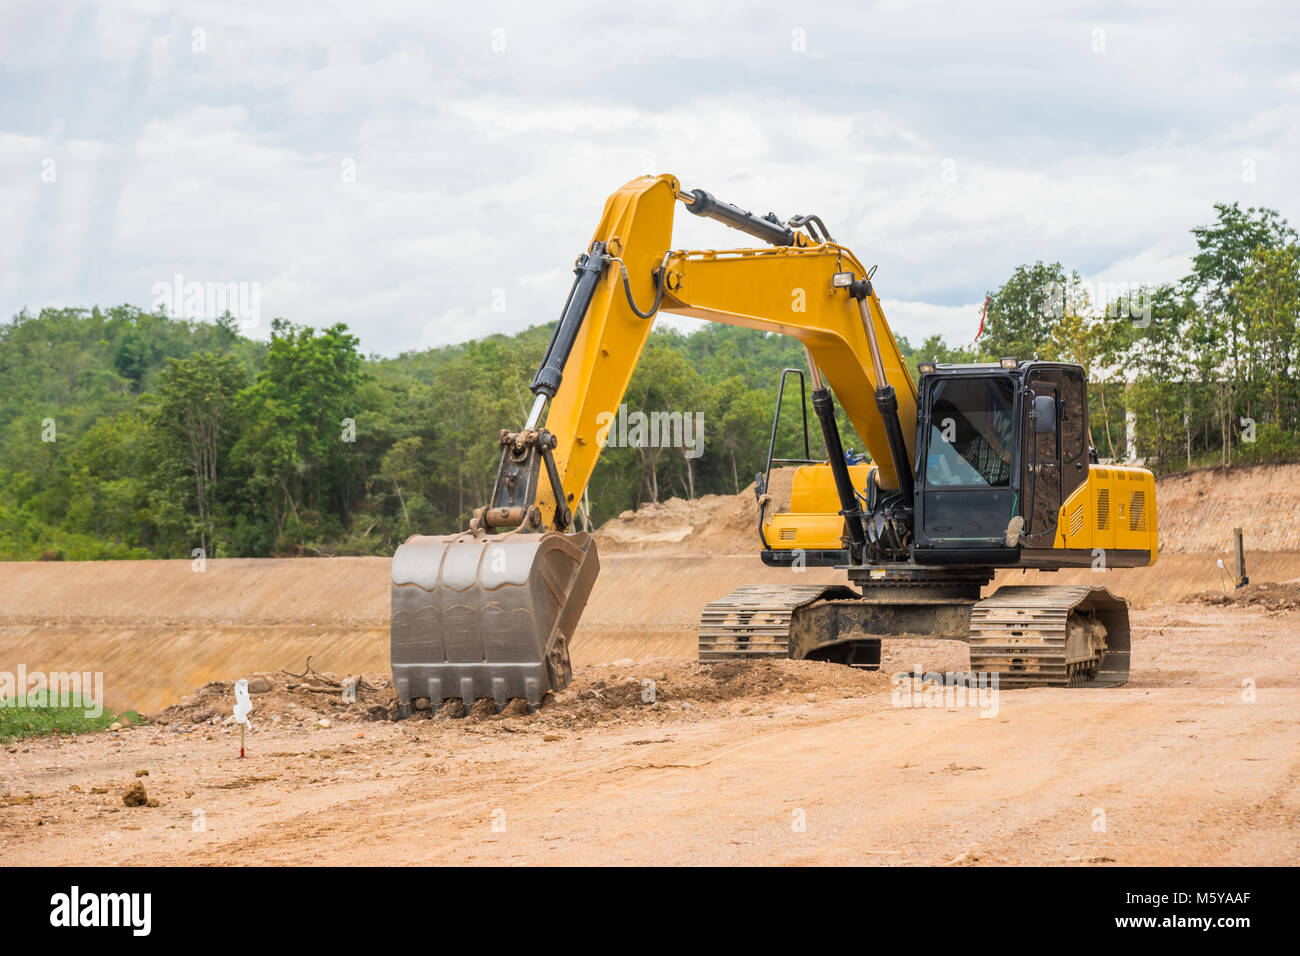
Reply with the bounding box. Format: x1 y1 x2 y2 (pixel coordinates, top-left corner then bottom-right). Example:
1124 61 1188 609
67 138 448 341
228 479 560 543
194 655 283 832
2 0 1298 355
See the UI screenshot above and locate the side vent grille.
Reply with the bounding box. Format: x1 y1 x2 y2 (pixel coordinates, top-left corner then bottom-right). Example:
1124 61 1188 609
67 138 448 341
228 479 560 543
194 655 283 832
1069 506 1084 538
1129 491 1147 531
779 528 797 542
1097 489 1110 530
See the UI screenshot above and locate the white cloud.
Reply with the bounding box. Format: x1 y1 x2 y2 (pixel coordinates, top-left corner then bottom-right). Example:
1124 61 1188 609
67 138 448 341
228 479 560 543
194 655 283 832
881 299 988 351
2 1 1299 354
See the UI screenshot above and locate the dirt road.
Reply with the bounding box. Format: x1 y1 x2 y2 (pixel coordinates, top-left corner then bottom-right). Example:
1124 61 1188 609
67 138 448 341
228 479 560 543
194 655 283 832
4 601 1297 866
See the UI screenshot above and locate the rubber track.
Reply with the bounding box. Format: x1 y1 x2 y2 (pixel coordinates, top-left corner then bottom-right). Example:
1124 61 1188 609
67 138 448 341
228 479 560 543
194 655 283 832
968 584 1130 688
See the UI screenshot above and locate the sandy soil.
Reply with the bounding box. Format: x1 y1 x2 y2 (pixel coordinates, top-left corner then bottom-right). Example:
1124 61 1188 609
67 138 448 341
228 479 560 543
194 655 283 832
3 600 1297 866
1156 463 1300 553
6 551 1300 714
3 463 1299 865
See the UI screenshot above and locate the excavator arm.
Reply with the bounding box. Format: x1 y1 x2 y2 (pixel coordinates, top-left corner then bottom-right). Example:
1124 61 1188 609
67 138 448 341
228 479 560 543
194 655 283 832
519 173 918 528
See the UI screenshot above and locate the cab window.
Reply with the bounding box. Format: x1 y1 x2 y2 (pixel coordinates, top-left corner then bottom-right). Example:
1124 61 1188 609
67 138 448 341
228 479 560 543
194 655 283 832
925 377 1016 488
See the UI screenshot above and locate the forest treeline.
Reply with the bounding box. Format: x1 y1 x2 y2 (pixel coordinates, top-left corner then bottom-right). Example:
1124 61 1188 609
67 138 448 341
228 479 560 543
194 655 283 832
2 201 1297 560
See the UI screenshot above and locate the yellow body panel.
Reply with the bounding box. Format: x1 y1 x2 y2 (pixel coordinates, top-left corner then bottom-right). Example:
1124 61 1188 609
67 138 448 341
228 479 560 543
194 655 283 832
765 513 850 551
1053 465 1158 564
789 463 874 512
766 463 874 550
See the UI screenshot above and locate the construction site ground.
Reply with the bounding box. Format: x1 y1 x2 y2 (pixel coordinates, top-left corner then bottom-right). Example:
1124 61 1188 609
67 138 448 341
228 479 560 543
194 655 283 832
2 464 1299 866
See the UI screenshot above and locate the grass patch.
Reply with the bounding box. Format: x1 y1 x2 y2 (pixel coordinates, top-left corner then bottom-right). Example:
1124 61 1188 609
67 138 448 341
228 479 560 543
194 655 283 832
0 691 142 742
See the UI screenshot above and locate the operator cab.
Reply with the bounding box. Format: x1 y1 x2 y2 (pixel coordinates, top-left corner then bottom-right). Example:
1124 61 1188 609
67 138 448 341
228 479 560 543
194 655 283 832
754 358 1095 570
912 359 1090 566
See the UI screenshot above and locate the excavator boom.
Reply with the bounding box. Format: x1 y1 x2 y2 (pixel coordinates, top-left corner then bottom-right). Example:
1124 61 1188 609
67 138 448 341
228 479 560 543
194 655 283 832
534 175 920 529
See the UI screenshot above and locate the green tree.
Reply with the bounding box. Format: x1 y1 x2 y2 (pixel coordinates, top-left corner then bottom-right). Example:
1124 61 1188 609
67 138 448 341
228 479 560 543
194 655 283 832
619 335 707 504
980 262 1083 361
1185 203 1296 374
1236 244 1300 427
1183 203 1297 464
233 321 367 552
150 352 249 556
711 376 770 494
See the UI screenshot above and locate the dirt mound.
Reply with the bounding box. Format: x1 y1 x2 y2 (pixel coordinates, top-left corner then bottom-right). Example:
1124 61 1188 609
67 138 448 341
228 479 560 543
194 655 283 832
403 658 888 733
152 668 397 729
549 656 885 716
1156 463 1300 553
595 467 795 553
150 657 887 736
1195 580 1300 612
595 494 739 549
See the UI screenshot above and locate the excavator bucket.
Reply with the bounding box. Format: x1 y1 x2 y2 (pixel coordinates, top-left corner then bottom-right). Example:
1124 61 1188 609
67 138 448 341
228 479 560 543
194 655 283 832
390 531 600 715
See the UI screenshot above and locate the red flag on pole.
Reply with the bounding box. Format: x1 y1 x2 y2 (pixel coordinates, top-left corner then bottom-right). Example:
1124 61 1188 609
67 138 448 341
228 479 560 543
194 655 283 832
973 295 990 343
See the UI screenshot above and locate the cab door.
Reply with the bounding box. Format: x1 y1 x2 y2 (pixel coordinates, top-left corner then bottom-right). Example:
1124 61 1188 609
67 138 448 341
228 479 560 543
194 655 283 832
1021 369 1063 546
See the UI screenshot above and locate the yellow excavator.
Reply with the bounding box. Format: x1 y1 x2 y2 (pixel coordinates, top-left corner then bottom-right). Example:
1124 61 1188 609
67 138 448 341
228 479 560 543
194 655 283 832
390 174 1158 714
